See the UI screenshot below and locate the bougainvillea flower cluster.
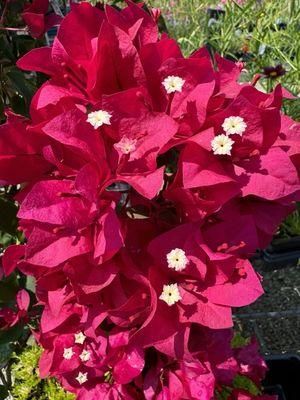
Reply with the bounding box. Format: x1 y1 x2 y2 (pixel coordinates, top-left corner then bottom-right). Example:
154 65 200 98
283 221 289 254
22 0 62 39
1 1 299 398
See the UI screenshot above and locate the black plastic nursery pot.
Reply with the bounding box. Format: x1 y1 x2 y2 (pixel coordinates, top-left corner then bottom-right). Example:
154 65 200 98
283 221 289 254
257 236 300 269
206 7 225 19
263 355 300 400
264 384 286 400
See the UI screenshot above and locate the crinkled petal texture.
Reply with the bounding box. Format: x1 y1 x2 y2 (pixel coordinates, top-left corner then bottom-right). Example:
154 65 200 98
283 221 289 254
1 1 299 399
22 0 62 39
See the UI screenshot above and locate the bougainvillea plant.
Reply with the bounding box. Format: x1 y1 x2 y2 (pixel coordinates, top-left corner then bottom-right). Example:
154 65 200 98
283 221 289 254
0 1 300 399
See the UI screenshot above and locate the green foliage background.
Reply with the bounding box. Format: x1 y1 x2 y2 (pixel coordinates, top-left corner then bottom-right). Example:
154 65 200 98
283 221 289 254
150 0 300 104
10 346 74 400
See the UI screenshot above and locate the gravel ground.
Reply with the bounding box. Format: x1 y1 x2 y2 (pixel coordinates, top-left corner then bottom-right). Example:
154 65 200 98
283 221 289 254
234 262 300 355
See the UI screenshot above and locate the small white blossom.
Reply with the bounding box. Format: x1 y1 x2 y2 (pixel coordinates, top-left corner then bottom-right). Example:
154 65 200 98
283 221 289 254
87 110 112 129
166 248 188 271
162 75 185 94
159 283 182 306
63 347 74 360
74 332 86 345
80 350 91 362
211 134 234 156
114 136 137 154
222 116 247 136
76 372 88 385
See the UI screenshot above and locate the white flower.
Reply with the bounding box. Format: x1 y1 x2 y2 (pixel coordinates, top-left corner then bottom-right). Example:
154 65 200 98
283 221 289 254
87 110 112 129
162 75 185 94
63 347 74 360
74 332 86 345
222 116 247 136
79 350 91 362
76 372 88 385
159 283 182 306
114 136 137 154
211 134 234 156
166 248 188 271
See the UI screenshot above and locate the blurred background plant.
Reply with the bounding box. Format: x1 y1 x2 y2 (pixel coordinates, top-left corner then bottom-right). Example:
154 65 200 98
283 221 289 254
0 0 45 120
279 203 300 238
10 345 74 399
150 0 300 119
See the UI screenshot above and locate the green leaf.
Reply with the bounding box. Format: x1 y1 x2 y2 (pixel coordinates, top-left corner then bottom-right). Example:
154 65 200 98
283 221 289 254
0 35 15 63
0 197 18 236
25 276 36 294
13 35 37 57
231 332 250 349
233 374 261 396
0 274 19 305
0 324 23 346
0 97 4 122
215 386 232 400
9 94 27 116
6 67 34 102
0 343 12 368
0 385 9 400
0 232 15 249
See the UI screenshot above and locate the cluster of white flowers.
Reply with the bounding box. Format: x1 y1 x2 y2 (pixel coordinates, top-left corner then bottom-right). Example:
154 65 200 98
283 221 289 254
63 332 90 385
211 116 247 156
